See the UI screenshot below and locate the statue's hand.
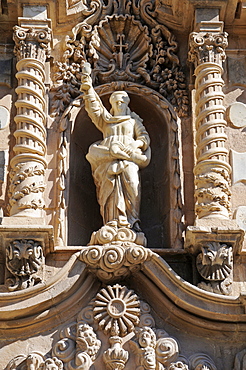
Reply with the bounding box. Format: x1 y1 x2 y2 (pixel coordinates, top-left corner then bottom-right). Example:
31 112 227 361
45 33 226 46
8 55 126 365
124 140 143 157
110 142 130 160
80 73 93 91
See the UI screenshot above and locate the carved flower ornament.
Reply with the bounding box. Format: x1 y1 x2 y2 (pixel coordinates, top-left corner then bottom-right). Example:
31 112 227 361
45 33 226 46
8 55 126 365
93 284 140 336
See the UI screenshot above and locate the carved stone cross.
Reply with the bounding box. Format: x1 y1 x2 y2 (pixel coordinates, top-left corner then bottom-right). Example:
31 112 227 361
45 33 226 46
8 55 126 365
113 33 129 69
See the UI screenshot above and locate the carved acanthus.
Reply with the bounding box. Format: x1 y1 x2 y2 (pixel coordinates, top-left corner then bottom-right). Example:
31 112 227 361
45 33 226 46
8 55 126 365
196 242 233 295
188 30 231 219
13 26 51 63
103 336 129 370
51 3 188 118
9 26 51 217
5 239 44 291
189 32 228 67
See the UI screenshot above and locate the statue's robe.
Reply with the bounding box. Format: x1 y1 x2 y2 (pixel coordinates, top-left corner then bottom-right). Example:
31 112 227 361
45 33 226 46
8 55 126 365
83 90 151 228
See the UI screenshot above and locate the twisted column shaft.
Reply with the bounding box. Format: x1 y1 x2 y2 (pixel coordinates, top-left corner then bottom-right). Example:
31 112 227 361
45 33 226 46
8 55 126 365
189 31 231 219
9 26 51 217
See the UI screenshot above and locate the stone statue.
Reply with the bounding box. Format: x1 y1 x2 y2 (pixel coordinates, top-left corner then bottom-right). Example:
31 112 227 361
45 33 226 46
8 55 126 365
81 63 151 244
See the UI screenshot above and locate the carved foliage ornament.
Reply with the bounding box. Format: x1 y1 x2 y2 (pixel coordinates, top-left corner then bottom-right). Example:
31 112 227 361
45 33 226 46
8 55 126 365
6 284 219 370
79 242 152 282
51 3 188 118
5 239 44 291
188 32 228 67
13 25 51 63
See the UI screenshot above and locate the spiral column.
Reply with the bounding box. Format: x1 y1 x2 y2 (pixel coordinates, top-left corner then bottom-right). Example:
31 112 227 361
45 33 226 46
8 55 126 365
9 26 51 217
189 31 231 219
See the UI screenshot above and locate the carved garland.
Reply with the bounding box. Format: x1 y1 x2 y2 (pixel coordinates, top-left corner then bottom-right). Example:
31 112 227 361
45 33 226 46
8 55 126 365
54 82 183 249
6 284 218 370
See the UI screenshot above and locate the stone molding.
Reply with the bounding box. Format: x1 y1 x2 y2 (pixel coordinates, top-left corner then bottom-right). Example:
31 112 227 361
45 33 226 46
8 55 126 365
8 25 51 217
1 249 246 338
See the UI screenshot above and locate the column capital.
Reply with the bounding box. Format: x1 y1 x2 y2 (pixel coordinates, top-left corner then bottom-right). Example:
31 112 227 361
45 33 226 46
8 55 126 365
188 31 228 67
13 25 51 63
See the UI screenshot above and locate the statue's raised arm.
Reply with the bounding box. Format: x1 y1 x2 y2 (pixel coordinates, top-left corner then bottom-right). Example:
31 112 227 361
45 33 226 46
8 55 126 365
80 62 151 246
81 63 110 133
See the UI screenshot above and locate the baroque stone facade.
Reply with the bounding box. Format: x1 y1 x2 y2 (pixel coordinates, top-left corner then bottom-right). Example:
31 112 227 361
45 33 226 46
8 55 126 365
0 1 246 370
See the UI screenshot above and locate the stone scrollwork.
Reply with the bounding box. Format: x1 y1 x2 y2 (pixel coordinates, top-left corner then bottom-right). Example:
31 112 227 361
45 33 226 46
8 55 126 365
79 243 152 282
6 283 219 370
189 353 217 370
51 1 188 119
196 242 233 295
52 321 101 370
5 239 44 291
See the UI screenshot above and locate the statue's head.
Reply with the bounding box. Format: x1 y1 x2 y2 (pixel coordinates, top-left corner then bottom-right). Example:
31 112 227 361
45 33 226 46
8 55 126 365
109 91 130 115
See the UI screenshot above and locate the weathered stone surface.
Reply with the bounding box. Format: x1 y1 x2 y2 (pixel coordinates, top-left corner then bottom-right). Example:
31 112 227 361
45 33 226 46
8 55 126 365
0 1 246 369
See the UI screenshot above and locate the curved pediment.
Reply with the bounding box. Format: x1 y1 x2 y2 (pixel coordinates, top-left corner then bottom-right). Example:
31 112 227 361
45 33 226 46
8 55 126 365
1 247 246 368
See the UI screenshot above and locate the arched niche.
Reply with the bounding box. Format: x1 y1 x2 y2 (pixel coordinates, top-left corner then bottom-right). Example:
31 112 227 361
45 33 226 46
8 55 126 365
65 83 182 249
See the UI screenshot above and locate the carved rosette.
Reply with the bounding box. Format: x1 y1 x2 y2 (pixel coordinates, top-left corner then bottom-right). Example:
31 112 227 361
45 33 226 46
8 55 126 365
9 26 51 217
189 31 231 219
93 284 141 336
5 239 44 291
196 242 233 295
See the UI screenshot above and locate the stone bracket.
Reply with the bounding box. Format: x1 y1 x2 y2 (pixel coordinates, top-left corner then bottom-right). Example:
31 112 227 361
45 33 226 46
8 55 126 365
184 225 244 255
0 224 54 256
